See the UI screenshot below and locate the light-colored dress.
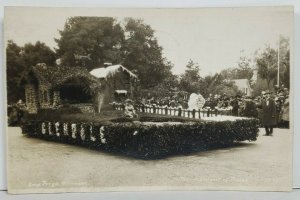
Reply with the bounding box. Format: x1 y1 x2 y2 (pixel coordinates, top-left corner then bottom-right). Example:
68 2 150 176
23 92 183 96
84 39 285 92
124 104 136 118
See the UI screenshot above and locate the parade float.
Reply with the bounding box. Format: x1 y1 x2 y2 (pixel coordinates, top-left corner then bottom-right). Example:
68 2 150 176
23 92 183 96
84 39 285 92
21 88 259 159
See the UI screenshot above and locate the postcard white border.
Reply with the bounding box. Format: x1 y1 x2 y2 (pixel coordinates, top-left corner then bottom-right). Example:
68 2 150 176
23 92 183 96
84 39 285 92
0 0 299 199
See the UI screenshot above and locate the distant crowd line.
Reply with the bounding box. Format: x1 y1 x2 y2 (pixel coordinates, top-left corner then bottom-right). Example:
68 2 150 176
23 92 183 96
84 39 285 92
112 88 289 128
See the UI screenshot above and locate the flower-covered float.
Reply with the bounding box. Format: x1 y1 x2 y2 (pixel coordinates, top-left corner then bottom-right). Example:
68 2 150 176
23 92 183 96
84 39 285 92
21 93 259 159
21 114 259 159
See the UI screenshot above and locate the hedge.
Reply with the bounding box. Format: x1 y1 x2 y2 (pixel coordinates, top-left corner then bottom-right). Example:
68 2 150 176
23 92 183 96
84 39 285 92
21 117 259 159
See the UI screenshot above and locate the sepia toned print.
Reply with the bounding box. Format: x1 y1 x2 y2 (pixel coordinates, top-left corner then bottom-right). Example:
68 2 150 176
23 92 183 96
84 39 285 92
5 6 293 193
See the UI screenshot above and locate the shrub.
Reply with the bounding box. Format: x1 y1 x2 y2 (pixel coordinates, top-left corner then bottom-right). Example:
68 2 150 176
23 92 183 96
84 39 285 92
24 105 82 121
21 117 259 159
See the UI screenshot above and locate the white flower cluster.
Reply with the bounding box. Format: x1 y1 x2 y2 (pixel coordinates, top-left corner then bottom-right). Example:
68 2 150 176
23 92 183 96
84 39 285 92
55 122 60 137
42 122 46 135
80 124 85 141
63 123 68 136
48 122 53 135
188 93 206 110
99 126 106 144
71 123 77 139
90 125 96 142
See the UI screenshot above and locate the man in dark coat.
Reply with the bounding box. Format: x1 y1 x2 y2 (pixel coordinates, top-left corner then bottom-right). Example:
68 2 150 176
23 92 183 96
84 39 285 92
262 91 277 136
231 95 240 116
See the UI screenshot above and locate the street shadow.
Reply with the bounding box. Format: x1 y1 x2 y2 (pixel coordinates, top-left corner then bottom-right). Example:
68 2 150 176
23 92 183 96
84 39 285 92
160 142 258 161
22 134 258 161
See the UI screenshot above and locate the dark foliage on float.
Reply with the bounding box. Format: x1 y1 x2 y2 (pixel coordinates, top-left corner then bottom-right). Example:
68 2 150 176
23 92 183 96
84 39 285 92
21 117 259 159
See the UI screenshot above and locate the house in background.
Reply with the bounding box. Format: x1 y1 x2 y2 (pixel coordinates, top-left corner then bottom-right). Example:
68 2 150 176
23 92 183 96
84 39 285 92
232 79 252 96
90 64 139 105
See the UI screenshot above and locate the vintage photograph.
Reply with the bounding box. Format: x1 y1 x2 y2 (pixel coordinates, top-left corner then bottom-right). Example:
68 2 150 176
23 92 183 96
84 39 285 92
5 6 293 193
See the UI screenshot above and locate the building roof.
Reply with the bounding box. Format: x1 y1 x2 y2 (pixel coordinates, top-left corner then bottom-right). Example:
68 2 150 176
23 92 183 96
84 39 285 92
115 90 128 94
232 79 250 87
90 64 137 79
28 63 101 94
232 79 252 95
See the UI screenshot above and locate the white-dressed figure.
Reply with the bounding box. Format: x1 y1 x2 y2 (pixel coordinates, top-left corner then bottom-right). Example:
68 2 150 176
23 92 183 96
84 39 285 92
124 99 138 118
188 93 206 110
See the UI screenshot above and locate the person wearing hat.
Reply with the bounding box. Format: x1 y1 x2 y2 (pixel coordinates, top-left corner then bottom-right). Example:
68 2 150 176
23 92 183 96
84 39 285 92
124 99 138 118
275 93 285 127
261 91 276 136
281 95 289 128
230 95 240 116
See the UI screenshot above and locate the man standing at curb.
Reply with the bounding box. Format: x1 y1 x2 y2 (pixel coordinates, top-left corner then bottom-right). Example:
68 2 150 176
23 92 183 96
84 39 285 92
262 91 277 136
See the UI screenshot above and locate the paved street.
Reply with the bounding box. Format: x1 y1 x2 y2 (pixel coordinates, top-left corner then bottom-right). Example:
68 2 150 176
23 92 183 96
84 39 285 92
7 127 292 193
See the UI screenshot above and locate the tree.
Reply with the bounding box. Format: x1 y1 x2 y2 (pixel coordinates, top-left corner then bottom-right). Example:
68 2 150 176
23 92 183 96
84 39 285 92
137 70 180 99
219 67 236 80
179 60 202 93
256 46 278 89
22 41 56 67
122 18 173 88
280 49 290 88
207 73 224 91
255 36 290 90
278 36 290 88
55 17 124 71
6 41 25 103
251 79 269 96
219 55 253 81
236 55 253 80
6 40 56 104
212 81 241 97
156 72 179 91
55 17 173 89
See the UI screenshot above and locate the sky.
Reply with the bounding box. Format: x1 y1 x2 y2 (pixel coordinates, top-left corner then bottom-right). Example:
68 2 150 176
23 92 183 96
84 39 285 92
4 6 294 76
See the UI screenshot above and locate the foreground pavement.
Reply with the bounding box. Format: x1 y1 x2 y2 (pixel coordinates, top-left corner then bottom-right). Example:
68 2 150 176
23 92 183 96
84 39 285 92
7 127 292 193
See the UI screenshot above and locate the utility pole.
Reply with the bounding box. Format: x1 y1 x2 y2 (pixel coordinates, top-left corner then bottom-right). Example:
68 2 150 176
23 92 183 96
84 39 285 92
277 36 280 86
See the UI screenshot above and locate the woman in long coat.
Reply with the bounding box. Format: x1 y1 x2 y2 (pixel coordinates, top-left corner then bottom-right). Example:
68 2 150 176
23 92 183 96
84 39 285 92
262 92 277 136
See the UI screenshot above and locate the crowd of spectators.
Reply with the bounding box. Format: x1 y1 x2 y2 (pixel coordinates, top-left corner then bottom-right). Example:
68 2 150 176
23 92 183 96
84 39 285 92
112 87 289 128
206 88 289 128
134 97 188 109
198 88 289 128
